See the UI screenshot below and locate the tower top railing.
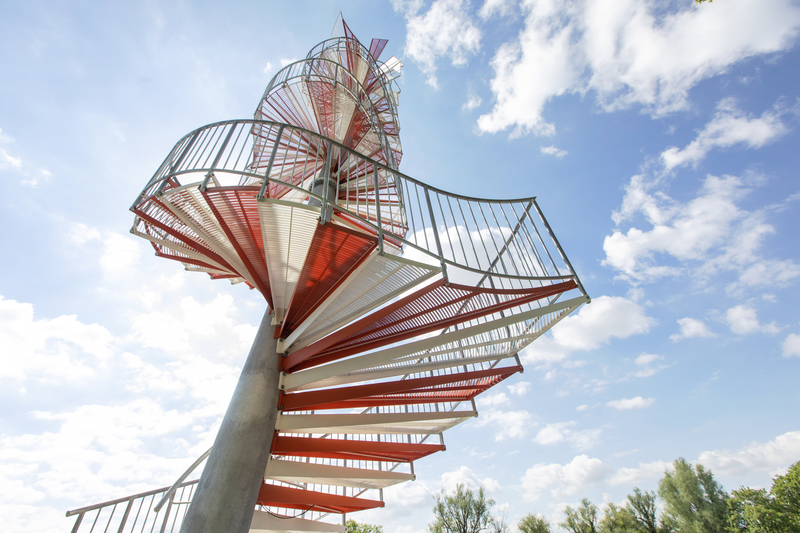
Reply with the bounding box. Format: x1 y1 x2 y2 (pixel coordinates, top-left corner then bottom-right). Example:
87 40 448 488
131 119 587 297
256 56 400 168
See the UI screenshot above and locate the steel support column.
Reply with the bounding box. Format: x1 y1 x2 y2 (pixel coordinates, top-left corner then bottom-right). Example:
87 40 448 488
179 308 280 533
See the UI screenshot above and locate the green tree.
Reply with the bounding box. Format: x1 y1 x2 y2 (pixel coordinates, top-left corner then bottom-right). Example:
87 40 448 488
518 513 552 533
658 458 727 533
726 461 800 533
770 461 800 532
346 519 383 533
429 483 495 533
599 503 638 533
560 499 599 533
726 487 779 533
626 488 665 533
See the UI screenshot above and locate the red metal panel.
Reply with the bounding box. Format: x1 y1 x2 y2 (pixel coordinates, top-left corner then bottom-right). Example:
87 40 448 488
369 38 388 61
281 366 522 412
286 280 578 372
133 203 237 275
257 483 384 514
271 436 444 462
279 223 378 338
202 187 273 307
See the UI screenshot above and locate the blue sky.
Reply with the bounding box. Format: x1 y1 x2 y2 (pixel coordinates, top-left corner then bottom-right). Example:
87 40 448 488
1 0 799 532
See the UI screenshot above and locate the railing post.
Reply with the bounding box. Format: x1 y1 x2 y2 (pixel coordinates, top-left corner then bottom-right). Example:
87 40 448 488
69 513 84 533
531 199 589 300
200 122 238 192
116 499 134 533
156 129 201 197
373 164 384 254
424 188 448 280
158 499 173 533
320 145 334 223
257 124 285 200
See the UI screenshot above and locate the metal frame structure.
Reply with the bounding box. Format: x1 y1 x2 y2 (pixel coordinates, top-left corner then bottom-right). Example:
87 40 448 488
67 16 589 533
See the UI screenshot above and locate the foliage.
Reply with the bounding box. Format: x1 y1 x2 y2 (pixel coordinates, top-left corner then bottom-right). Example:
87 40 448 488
599 503 638 533
626 488 665 533
518 513 552 533
429 483 495 533
770 461 800 532
726 487 780 533
489 511 510 533
727 461 800 533
346 519 383 533
560 499 599 533
658 458 728 533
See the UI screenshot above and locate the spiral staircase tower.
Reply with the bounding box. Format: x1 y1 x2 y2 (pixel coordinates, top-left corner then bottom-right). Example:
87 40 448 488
66 16 589 533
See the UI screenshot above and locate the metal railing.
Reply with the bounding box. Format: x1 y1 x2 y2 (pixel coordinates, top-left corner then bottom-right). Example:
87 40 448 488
66 480 198 533
131 119 587 297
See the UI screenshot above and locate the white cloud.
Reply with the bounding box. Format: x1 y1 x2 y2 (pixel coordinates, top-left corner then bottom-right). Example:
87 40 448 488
576 404 588 411
634 353 660 366
0 127 51 186
698 431 800 477
462 93 483 111
519 431 800 506
508 381 531 396
440 466 501 493
478 0 516 19
0 128 22 170
0 296 115 382
523 295 652 364
100 233 142 279
477 0 579 137
783 333 800 357
609 460 670 486
606 396 655 410
540 145 568 158
472 407 533 441
534 422 603 451
0 403 197 511
521 454 611 501
393 0 482 89
670 317 714 342
534 422 573 445
68 223 102 245
604 174 800 290
661 99 790 171
725 305 779 335
477 0 800 135
473 390 533 440
262 61 272 74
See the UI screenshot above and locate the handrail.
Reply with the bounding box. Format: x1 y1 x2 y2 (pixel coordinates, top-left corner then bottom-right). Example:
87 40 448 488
256 57 399 167
66 479 199 517
131 119 586 288
153 448 212 513
136 119 540 205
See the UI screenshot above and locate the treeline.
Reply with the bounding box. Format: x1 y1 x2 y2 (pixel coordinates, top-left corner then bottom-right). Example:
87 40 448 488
547 458 799 533
348 457 799 533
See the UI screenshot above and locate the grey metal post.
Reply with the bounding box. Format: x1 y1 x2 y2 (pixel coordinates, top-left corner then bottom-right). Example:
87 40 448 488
179 308 280 533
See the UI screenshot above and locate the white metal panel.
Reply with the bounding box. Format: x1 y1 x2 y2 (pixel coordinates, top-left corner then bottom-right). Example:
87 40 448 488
283 296 589 390
276 411 476 434
265 460 413 489
160 185 256 288
291 254 440 350
249 511 345 533
258 200 320 314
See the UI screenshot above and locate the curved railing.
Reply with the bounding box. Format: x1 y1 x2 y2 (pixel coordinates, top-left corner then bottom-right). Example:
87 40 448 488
304 36 402 116
255 57 400 169
131 119 587 296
